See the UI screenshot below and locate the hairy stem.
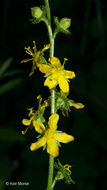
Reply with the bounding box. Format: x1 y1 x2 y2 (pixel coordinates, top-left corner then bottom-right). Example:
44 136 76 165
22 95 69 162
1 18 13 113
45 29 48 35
45 0 55 190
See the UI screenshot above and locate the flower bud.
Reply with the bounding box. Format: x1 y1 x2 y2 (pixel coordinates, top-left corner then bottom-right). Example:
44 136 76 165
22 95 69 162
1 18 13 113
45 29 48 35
60 18 71 29
31 7 43 19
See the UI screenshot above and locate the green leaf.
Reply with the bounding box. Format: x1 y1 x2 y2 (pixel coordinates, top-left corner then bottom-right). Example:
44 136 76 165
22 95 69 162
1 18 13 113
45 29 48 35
0 57 13 77
0 78 22 95
0 128 25 142
2 70 23 78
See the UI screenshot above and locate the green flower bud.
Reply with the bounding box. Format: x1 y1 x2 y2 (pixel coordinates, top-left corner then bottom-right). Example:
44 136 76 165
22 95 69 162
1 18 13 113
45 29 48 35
60 18 71 29
31 7 43 19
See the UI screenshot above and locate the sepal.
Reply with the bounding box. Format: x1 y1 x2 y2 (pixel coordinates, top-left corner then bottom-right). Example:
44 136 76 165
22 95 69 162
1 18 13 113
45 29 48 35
52 160 75 188
55 92 85 117
54 17 71 37
55 92 70 116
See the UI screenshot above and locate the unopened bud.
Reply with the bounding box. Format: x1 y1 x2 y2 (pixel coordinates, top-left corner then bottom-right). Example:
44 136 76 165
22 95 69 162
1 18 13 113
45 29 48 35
31 7 43 19
60 18 71 29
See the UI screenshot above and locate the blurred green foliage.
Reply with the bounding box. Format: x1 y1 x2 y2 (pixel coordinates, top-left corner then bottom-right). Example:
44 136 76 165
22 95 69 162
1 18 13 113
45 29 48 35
0 0 107 190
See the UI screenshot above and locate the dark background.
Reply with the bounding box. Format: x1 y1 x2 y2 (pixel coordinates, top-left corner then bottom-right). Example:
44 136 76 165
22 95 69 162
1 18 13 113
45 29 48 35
0 0 107 189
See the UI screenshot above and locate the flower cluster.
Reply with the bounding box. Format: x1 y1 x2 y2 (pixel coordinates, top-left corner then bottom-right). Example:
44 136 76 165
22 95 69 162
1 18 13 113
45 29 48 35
21 43 84 157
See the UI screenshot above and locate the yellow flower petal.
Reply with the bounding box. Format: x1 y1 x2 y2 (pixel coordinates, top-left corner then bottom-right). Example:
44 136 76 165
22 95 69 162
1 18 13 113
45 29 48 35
69 100 85 109
30 136 47 151
47 139 59 157
44 76 57 89
64 70 76 79
58 76 69 93
33 121 46 134
22 119 31 126
49 57 61 69
48 114 59 131
54 132 74 143
38 64 52 74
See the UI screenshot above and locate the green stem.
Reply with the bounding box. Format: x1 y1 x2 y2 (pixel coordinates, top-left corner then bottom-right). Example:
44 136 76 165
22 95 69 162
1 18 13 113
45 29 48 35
45 0 51 24
44 0 55 190
48 25 54 58
47 154 54 190
44 0 54 58
47 89 55 190
51 89 55 114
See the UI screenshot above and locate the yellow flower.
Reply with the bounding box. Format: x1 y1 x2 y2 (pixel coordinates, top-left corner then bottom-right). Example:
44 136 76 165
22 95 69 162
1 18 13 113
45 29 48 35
30 113 74 157
21 95 49 134
21 41 50 76
38 57 75 93
69 100 85 109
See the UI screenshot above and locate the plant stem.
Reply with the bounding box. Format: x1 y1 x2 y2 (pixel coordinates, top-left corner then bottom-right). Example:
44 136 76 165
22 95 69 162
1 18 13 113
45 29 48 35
51 89 55 114
45 0 55 190
45 0 51 24
47 154 54 190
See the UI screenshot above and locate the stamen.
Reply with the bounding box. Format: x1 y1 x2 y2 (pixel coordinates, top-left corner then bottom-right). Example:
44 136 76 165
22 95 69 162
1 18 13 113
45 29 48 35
63 58 68 65
21 58 33 63
33 41 36 47
21 127 29 135
25 49 33 56
33 41 37 53
27 108 35 117
25 46 31 50
29 70 34 77
64 58 68 61
62 58 68 68
41 44 50 52
37 95 42 110
64 164 71 175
